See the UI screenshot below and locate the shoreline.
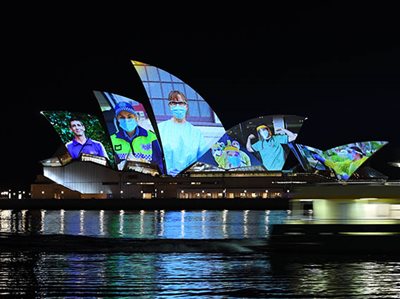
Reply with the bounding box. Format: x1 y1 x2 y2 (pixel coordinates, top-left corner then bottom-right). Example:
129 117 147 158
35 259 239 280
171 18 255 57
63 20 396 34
0 198 289 210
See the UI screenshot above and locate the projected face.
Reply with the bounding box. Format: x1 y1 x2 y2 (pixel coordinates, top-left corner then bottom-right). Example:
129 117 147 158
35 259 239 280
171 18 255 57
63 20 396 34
258 127 270 140
196 133 264 171
296 141 388 180
322 146 367 180
117 111 136 120
168 93 188 121
232 140 240 149
93 91 165 175
226 149 241 168
116 111 138 134
227 115 304 171
41 111 115 166
212 142 224 157
70 120 85 137
132 61 226 176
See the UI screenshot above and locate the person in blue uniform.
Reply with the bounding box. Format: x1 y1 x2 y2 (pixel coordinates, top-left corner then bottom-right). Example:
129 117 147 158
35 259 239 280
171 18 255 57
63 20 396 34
65 118 109 160
110 101 164 174
246 124 297 171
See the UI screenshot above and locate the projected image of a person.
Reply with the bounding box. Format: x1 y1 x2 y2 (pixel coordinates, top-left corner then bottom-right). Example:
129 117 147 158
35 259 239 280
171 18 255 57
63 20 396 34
110 101 164 173
65 118 109 160
211 142 226 168
311 146 368 180
246 124 297 171
224 144 242 169
158 90 207 176
231 140 251 168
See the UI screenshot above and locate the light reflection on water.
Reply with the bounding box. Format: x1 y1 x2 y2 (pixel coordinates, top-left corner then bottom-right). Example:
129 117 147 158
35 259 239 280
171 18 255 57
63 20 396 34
1 251 400 298
0 209 285 239
1 210 400 297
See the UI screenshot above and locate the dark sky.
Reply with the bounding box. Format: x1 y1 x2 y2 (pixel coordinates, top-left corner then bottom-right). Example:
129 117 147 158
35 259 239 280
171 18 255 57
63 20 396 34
2 3 400 188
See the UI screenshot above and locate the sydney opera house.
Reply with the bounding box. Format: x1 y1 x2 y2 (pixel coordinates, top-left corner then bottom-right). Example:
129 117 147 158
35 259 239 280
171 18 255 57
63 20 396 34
31 60 390 200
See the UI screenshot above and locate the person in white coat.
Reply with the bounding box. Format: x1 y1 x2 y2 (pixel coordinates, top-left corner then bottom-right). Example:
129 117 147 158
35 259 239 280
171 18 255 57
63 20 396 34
158 90 207 176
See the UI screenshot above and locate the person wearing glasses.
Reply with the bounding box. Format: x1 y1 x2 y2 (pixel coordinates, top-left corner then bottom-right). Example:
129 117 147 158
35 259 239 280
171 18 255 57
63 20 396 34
158 90 207 176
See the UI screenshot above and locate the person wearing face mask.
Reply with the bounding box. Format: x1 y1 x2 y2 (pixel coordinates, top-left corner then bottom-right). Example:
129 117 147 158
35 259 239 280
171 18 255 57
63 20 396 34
211 142 226 169
110 101 164 173
231 140 251 168
224 145 242 169
158 90 207 176
311 146 367 180
246 124 297 171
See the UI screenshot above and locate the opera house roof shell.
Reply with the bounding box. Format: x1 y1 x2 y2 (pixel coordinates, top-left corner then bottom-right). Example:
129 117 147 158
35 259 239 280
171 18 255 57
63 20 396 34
41 60 388 182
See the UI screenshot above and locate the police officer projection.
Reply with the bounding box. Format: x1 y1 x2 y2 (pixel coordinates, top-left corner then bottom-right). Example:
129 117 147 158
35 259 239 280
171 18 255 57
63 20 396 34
132 60 226 176
93 91 164 175
41 111 114 166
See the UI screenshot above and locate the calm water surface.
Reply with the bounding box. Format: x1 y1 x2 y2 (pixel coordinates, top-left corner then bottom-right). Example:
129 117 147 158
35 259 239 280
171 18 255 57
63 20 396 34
1 210 400 298
0 209 284 239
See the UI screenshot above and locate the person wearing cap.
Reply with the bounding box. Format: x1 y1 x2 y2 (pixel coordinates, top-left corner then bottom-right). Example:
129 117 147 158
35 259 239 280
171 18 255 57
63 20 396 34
224 144 242 169
158 90 207 176
110 101 164 173
65 118 109 160
311 145 368 180
246 124 297 171
220 140 251 169
211 141 226 168
231 139 251 168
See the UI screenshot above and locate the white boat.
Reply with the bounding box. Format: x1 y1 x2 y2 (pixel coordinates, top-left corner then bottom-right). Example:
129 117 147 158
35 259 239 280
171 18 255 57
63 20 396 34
269 182 400 253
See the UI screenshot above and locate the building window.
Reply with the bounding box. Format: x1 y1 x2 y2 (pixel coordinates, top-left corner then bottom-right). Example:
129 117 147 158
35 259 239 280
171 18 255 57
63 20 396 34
137 64 216 125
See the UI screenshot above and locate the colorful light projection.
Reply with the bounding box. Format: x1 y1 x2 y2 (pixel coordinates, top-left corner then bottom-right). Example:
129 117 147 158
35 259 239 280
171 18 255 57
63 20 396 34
196 133 264 171
41 111 114 167
293 141 388 180
225 115 306 171
93 91 164 175
131 60 226 176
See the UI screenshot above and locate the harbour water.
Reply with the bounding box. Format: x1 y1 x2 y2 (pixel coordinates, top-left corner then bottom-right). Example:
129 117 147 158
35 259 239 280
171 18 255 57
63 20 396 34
1 209 400 298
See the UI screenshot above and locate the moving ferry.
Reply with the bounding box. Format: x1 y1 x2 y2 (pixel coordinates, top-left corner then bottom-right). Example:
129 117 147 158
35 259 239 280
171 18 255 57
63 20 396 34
269 182 400 253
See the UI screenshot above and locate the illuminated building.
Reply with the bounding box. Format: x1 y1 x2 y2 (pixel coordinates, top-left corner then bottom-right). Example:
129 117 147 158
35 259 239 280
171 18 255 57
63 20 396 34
31 60 390 199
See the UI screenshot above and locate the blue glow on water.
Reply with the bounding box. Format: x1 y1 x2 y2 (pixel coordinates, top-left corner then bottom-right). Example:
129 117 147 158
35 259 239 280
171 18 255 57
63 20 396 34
0 209 288 239
2 251 400 298
2 210 400 297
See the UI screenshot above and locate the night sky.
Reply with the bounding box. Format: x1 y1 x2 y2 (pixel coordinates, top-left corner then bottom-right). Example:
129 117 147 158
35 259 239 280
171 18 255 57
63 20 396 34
2 3 400 188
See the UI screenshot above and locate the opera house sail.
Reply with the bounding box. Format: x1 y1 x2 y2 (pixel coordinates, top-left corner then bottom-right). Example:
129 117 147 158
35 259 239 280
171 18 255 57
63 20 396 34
33 60 390 199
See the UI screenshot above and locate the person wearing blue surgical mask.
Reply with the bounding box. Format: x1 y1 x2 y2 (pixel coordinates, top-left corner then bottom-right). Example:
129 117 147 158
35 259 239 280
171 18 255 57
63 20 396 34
224 145 242 169
311 146 368 180
110 101 164 174
158 90 207 176
246 124 298 171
